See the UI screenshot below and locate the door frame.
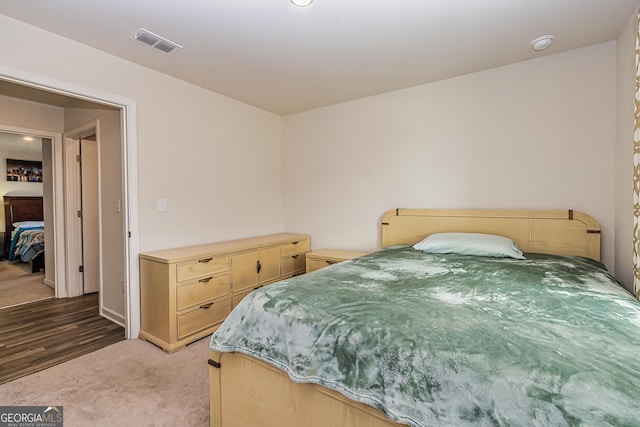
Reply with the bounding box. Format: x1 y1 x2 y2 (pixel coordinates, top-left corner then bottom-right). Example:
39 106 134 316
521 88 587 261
0 64 140 339
0 124 65 297
63 120 102 299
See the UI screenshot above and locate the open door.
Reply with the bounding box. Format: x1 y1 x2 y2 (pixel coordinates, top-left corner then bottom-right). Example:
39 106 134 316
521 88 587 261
63 122 100 297
80 136 99 294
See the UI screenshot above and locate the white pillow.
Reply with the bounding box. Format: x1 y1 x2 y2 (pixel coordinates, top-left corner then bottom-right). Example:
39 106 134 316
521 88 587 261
13 221 44 230
413 232 525 259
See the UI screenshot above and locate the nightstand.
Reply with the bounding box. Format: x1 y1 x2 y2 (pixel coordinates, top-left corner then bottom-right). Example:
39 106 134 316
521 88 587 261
305 249 370 273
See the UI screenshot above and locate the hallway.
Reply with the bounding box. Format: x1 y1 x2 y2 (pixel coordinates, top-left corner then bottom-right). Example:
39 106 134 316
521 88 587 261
0 293 124 384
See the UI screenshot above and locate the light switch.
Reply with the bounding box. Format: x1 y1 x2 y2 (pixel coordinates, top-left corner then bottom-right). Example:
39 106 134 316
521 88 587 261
157 198 168 212
114 199 121 213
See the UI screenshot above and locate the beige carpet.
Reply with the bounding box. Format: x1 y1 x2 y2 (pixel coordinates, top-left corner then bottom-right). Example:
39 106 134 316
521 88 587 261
0 260 53 308
0 337 211 426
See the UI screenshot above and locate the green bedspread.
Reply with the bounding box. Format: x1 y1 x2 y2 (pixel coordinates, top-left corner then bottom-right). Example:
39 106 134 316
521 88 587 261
209 246 640 426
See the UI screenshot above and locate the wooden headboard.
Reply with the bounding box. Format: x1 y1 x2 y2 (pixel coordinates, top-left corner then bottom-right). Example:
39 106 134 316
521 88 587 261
381 209 601 261
3 194 43 258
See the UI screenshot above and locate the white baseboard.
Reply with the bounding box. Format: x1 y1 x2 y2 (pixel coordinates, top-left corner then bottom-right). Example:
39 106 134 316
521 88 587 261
101 306 125 328
44 278 55 288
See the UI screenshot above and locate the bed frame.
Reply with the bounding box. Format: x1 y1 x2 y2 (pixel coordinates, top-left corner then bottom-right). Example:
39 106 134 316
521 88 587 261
380 208 600 261
3 194 45 272
208 208 601 427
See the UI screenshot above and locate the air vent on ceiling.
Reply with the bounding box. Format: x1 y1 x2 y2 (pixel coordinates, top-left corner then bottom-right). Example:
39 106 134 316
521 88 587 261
131 28 182 55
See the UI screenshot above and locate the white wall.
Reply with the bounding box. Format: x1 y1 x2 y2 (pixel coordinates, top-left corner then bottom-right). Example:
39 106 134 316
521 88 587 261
0 14 285 254
0 96 62 216
615 11 638 292
0 94 64 132
283 42 617 272
1 13 625 286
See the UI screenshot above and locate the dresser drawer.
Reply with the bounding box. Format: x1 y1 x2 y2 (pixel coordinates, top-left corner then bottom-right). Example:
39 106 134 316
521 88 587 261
306 250 369 273
176 274 230 311
281 253 306 276
176 256 229 282
280 239 310 256
177 297 230 339
308 258 339 272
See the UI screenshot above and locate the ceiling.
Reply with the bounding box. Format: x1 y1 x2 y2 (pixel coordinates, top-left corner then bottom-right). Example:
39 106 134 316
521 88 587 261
0 80 116 110
0 0 638 115
0 132 43 156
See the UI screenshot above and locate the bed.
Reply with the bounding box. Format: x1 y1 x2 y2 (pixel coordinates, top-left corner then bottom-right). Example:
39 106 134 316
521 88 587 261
207 209 640 426
3 193 45 273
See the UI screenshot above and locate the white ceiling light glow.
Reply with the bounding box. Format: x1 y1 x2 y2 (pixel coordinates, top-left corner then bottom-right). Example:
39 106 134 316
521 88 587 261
290 0 313 7
530 35 555 51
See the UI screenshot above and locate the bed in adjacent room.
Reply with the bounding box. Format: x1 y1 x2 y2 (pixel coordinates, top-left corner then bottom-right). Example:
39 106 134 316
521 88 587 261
208 209 640 427
3 193 45 273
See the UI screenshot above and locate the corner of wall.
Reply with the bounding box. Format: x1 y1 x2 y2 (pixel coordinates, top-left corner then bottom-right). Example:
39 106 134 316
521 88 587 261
613 7 638 291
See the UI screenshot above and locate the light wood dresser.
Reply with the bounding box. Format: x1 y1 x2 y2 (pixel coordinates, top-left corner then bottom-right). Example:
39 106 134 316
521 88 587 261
305 249 369 273
139 233 310 352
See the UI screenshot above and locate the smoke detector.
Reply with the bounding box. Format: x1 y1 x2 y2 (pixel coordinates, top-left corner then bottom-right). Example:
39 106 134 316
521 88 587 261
131 28 183 55
530 35 555 52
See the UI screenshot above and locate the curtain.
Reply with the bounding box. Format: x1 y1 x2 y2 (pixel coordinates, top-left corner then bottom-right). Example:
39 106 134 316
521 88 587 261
634 10 640 299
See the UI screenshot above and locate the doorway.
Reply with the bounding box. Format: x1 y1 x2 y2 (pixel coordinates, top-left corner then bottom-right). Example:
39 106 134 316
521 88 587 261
0 125 65 300
0 132 53 308
0 67 140 339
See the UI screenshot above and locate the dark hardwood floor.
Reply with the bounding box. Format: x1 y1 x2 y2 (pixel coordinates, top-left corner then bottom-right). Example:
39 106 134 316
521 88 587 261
0 293 125 384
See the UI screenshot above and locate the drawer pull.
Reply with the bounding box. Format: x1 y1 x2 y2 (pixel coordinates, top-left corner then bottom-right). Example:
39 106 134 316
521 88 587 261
325 260 337 265
292 241 299 245
253 285 264 290
199 302 214 310
257 260 262 274
199 277 213 283
199 258 213 263
291 254 299 259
